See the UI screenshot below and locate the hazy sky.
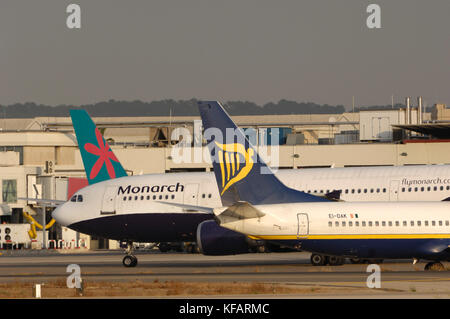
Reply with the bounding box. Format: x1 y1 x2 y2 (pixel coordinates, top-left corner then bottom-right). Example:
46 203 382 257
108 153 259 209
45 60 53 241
1 1 449 109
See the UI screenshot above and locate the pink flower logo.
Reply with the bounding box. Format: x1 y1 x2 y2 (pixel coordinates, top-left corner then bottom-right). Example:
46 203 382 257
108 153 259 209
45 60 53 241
84 128 119 180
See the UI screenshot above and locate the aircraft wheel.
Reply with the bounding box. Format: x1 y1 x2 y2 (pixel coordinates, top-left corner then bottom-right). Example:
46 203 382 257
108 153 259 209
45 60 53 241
123 255 138 267
328 256 345 266
310 254 328 266
424 262 445 271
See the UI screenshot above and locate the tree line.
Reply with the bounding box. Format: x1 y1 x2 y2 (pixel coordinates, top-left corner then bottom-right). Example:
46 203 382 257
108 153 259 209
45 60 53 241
0 99 429 118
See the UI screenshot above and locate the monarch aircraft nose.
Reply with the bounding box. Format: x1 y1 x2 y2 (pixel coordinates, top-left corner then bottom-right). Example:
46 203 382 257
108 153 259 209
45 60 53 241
51 203 72 227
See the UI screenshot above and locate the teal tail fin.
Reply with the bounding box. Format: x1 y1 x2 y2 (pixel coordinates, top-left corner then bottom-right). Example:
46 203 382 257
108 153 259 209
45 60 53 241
70 109 128 184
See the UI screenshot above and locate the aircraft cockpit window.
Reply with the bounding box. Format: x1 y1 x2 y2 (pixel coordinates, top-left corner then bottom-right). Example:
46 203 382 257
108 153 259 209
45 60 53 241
71 195 77 202
77 195 83 202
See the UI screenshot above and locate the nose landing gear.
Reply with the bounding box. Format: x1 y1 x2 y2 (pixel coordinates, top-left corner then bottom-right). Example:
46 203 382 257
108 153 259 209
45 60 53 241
122 241 138 267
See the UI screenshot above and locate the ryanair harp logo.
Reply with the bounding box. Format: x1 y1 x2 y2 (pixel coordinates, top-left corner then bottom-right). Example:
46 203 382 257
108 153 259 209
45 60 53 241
215 141 255 195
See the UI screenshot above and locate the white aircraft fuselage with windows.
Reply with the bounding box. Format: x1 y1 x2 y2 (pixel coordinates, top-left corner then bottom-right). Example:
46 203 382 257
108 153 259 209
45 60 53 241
53 165 450 243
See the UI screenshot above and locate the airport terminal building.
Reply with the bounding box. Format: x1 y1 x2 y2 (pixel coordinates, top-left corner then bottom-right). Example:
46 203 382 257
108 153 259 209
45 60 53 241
1 100 450 251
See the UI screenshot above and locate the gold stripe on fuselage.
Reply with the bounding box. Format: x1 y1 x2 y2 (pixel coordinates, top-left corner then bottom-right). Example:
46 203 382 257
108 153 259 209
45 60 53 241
252 234 450 240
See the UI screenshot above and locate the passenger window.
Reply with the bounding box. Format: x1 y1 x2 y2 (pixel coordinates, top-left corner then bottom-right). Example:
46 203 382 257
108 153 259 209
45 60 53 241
140 196 144 200
357 189 361 193
433 186 437 191
146 195 150 200
123 196 127 201
446 221 449 226
439 221 443 226
447 186 450 190
71 195 77 202
388 221 392 227
403 221 407 226
440 186 444 191
410 221 414 226
383 188 386 193
77 195 83 202
134 196 138 200
362 221 366 227
351 189 355 194
355 221 359 227
370 189 374 193
425 221 429 226
345 189 349 194
432 221 436 226
363 189 367 193
128 196 132 201
165 195 168 200
375 221 379 227
335 221 339 227
342 221 346 227
328 221 332 227
417 221 421 226
368 221 373 227
159 195 162 200
171 195 175 199
153 195 156 200
395 221 399 226
401 187 405 192
408 188 412 192
414 187 418 192
376 188 380 193
349 221 353 227
382 221 386 227
202 194 206 198
427 187 431 191
208 194 212 198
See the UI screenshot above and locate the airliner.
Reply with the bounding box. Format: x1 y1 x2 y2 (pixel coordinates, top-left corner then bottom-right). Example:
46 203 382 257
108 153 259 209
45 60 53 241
194 101 450 271
51 107 450 267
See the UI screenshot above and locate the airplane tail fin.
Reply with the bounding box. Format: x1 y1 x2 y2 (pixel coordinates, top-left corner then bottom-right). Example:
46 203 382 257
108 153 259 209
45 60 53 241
197 101 327 206
70 109 128 184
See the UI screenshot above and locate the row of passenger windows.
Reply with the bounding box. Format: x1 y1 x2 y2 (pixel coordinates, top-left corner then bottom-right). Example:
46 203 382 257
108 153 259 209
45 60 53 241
122 193 213 201
401 185 450 192
303 185 450 195
329 220 450 227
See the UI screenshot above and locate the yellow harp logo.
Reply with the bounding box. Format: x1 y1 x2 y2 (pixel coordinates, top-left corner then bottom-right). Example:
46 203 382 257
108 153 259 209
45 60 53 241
215 141 255 195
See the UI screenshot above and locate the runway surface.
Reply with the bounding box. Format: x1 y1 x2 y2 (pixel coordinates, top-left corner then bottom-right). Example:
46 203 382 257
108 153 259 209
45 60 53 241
1 250 450 298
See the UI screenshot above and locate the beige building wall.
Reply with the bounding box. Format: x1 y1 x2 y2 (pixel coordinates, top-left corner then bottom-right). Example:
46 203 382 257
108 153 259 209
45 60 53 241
23 146 55 165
